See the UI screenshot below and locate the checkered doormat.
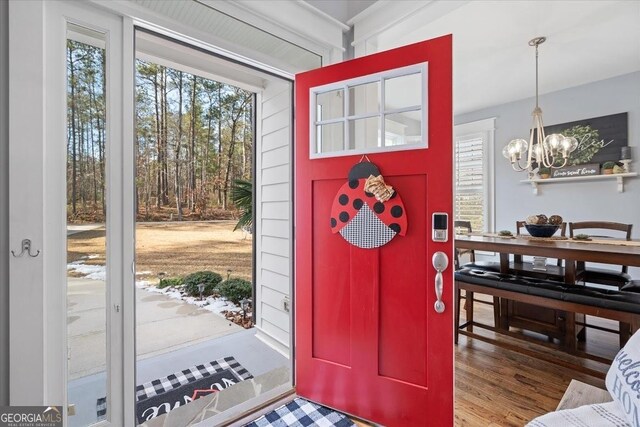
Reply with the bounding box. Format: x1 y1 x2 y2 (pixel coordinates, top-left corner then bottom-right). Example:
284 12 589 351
245 398 355 427
97 356 252 423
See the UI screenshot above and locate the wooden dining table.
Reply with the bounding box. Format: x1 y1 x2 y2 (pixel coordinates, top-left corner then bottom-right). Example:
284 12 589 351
455 234 640 350
455 234 640 284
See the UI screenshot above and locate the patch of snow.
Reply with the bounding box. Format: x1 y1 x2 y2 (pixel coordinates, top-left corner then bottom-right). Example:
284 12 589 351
139 284 242 318
68 260 245 320
67 262 106 281
136 271 153 275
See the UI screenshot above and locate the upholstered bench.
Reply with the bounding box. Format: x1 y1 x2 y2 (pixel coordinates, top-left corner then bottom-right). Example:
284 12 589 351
454 268 640 355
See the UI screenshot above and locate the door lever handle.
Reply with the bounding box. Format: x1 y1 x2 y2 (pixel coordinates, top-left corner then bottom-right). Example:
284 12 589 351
432 251 448 313
11 239 40 258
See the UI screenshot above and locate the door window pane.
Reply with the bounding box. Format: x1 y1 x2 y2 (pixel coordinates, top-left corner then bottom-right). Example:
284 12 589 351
318 122 345 153
349 117 380 150
316 89 344 121
385 111 422 146
385 73 422 110
348 81 379 116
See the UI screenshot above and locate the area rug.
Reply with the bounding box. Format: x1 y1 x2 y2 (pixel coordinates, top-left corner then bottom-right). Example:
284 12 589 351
244 398 355 427
97 356 252 424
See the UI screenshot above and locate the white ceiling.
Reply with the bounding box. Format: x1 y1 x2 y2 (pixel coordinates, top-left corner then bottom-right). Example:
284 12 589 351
307 0 640 115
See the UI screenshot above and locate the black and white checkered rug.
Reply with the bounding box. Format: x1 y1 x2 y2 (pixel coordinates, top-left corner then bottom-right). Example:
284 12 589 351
97 356 252 424
244 398 355 427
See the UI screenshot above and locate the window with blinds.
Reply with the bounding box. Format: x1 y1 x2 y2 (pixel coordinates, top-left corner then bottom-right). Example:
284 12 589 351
455 133 486 232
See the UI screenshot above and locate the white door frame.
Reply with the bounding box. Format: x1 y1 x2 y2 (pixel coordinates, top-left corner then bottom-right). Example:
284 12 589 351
9 1 135 424
10 1 298 425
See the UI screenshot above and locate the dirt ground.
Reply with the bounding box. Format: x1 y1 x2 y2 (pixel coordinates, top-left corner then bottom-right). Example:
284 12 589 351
67 220 253 281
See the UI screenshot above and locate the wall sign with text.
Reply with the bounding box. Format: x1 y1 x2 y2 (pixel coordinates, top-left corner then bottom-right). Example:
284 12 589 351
544 112 628 165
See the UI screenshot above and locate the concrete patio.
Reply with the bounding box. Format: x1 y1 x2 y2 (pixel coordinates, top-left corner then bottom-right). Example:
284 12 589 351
67 278 290 427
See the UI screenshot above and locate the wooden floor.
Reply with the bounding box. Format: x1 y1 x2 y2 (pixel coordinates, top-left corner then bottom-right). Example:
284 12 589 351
454 295 618 426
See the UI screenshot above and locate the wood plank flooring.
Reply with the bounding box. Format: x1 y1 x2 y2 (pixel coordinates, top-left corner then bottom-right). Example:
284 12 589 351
454 295 618 426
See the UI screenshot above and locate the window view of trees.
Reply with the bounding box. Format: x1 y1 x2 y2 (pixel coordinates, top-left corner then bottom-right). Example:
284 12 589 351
67 40 254 223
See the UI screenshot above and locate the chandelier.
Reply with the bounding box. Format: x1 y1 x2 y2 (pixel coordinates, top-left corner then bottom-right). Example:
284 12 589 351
502 37 578 172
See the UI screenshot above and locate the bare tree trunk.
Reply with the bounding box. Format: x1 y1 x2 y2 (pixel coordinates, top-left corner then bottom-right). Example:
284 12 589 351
189 74 197 211
222 94 250 209
153 70 161 208
99 49 106 216
217 85 223 205
161 68 169 206
68 44 78 215
175 71 184 221
89 82 98 206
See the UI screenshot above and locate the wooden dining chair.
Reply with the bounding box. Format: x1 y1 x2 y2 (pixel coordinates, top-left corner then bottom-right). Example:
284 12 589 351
568 221 633 346
454 220 475 270
568 221 633 288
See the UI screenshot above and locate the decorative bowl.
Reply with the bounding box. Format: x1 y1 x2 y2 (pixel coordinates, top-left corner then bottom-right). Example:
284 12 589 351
525 223 560 238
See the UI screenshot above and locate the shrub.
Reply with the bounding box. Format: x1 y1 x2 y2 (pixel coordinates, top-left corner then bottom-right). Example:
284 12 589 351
183 271 223 297
219 278 252 305
158 277 183 289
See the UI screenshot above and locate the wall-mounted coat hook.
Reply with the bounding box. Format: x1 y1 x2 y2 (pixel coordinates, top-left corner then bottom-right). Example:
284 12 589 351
11 239 40 258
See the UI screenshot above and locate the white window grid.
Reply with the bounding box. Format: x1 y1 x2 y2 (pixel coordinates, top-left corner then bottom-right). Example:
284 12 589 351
309 63 428 159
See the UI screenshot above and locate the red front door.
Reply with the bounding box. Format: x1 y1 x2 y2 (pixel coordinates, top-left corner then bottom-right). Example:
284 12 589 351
295 36 453 426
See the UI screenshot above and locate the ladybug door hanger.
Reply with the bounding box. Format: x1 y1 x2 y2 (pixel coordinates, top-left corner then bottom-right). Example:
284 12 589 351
330 158 407 249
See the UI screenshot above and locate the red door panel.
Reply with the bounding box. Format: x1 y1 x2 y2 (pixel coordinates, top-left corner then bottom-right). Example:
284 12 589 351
296 35 453 426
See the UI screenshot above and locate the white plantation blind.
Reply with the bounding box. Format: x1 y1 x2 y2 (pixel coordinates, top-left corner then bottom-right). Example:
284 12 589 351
454 118 495 233
455 135 485 232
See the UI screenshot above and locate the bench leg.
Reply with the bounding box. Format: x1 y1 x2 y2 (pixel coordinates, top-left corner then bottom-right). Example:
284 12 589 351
619 322 631 347
499 298 509 330
564 311 577 353
465 290 474 332
493 296 500 329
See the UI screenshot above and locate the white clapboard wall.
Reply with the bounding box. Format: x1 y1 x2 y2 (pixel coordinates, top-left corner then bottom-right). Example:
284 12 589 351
255 79 292 357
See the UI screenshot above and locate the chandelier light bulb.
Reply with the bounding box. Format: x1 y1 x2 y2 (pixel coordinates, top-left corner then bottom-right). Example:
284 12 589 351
561 136 578 152
532 143 543 160
544 133 563 150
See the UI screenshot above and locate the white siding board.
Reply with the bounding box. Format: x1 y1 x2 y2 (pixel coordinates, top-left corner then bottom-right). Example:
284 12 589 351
261 286 286 309
262 89 289 119
261 269 289 295
262 219 289 239
261 303 290 332
261 201 289 220
261 183 289 202
262 127 289 151
262 252 289 276
262 164 289 186
261 108 290 135
260 319 289 346
262 145 289 168
261 235 289 257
